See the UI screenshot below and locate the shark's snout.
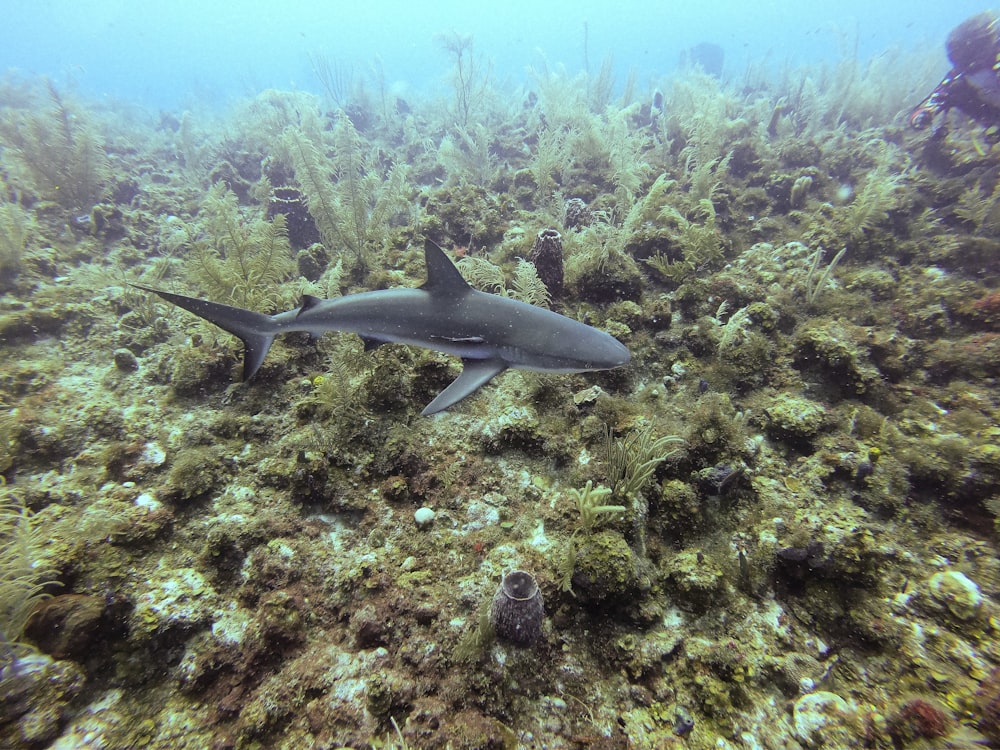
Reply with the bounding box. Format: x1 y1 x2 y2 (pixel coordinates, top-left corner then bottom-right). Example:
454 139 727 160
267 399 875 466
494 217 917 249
587 335 630 369
614 341 631 366
608 338 631 367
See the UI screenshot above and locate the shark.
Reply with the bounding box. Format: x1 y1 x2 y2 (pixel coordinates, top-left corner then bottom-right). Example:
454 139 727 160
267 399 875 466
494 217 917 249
134 241 630 415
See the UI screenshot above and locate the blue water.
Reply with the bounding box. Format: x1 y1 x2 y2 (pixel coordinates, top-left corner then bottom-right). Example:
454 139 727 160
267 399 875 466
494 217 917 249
0 0 990 109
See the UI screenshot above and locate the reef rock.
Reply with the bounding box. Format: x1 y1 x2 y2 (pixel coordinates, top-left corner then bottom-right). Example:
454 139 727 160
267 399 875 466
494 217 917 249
927 570 983 621
793 691 860 748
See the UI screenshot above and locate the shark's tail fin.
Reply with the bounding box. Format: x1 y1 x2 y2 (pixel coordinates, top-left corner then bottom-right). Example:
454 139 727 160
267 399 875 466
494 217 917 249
132 285 278 380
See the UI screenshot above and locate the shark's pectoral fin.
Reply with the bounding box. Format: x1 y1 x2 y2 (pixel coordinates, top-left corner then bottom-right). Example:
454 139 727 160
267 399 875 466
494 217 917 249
360 336 386 352
421 358 507 416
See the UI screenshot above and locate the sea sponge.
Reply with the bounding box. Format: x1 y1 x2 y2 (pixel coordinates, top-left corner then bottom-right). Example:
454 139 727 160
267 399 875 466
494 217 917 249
489 570 544 647
527 228 564 298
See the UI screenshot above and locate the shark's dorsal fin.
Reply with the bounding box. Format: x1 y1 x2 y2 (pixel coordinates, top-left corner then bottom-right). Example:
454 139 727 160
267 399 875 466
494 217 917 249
297 295 323 317
421 240 472 299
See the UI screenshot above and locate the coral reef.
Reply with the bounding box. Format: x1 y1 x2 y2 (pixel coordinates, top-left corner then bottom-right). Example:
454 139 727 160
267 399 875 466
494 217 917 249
2 38 1000 750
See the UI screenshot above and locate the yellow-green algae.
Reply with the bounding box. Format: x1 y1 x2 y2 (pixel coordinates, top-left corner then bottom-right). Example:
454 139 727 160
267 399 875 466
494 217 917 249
1 45 1000 750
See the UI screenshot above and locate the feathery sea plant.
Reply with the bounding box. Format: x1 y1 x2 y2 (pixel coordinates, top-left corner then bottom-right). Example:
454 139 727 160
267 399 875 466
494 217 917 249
605 424 685 500
226 90 319 164
667 199 724 258
282 112 409 273
587 53 616 113
804 246 847 304
786 48 938 136
435 31 491 128
561 208 647 294
452 599 495 663
0 492 58 664
665 69 741 174
308 51 353 109
369 54 396 131
282 123 341 248
565 170 664 274
0 79 110 211
819 139 910 244
0 409 16 477
187 182 296 310
510 259 551 307
626 173 676 225
437 123 499 187
529 63 590 132
557 479 627 595
295 256 344 301
567 480 625 534
644 196 726 283
175 111 214 178
528 62 655 212
303 343 372 428
953 181 1000 235
456 255 551 307
456 256 506 294
717 305 753 354
840 166 903 240
605 103 652 207
530 127 573 213
687 150 732 205
643 251 695 283
0 196 32 279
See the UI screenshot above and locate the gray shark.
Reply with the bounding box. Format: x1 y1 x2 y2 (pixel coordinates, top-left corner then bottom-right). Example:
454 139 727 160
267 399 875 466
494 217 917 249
134 241 630 415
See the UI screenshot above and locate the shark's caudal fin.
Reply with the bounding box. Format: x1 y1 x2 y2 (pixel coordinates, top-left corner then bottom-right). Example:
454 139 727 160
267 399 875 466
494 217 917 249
130 285 278 380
